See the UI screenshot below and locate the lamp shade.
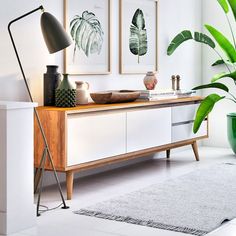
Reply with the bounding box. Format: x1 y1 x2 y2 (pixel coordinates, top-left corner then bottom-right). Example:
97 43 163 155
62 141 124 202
41 12 72 54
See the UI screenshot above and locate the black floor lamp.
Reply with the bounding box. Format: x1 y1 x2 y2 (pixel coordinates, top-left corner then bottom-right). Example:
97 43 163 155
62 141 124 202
8 5 71 216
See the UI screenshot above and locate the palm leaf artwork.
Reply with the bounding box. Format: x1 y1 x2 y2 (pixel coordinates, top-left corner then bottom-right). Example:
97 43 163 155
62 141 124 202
70 11 104 61
129 9 148 64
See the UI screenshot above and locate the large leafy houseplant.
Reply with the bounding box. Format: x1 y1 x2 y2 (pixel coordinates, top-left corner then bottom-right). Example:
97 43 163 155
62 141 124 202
167 0 236 139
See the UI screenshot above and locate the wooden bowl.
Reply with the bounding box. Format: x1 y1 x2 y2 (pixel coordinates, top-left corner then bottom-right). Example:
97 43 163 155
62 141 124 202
90 90 140 104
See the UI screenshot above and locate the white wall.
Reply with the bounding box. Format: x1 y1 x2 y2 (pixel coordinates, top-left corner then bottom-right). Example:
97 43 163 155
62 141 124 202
0 0 202 103
0 0 202 182
202 0 236 148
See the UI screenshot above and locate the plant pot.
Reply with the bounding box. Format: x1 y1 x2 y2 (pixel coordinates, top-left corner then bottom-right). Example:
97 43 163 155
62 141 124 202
227 113 236 154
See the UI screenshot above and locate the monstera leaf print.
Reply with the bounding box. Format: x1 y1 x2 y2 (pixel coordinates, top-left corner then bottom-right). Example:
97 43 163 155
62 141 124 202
70 11 104 60
129 9 148 63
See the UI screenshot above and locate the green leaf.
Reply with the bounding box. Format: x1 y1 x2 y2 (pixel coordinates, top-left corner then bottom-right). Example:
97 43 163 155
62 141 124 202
192 82 229 92
228 0 236 21
129 9 148 63
217 0 229 13
167 31 216 56
193 94 225 133
194 32 216 48
211 71 236 82
211 59 225 66
205 24 236 63
167 30 193 55
70 11 104 59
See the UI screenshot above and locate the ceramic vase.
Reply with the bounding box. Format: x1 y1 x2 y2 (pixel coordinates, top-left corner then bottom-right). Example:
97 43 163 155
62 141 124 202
143 72 158 90
44 65 61 106
55 74 76 107
76 81 89 105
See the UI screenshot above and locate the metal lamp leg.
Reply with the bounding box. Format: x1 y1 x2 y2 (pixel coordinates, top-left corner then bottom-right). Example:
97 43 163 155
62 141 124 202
46 148 69 209
8 9 69 217
36 148 47 217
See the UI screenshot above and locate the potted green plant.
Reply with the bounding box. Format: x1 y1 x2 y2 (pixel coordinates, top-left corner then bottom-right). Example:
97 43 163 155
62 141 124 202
167 0 236 153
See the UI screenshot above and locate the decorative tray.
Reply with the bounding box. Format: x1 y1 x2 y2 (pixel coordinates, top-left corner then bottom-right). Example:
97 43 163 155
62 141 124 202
90 90 140 104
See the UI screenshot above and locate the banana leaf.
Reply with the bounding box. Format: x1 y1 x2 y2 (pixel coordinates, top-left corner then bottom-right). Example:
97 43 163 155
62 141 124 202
212 59 225 66
192 82 229 92
167 31 193 55
167 31 215 55
217 0 229 13
194 32 216 48
193 94 225 133
211 71 236 82
205 24 236 63
129 9 148 63
228 0 236 20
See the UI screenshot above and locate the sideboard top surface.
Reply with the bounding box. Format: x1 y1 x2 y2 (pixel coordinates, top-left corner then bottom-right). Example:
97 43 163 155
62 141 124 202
37 96 203 114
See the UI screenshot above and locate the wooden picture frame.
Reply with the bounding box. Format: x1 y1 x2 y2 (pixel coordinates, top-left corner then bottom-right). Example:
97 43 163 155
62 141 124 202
119 0 158 74
63 0 112 75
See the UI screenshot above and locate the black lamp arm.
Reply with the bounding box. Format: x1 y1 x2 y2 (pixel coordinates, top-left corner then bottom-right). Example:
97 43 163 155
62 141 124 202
7 5 44 103
7 6 69 216
8 6 44 27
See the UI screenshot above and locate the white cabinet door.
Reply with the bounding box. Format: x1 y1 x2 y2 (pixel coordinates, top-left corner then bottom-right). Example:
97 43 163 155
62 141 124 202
171 103 207 142
127 108 171 152
67 112 126 166
172 120 207 143
172 104 199 123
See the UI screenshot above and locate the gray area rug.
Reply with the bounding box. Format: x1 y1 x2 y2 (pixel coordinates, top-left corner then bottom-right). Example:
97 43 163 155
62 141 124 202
75 163 236 235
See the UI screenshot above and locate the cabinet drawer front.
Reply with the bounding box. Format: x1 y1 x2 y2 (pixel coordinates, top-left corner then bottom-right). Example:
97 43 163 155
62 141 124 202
172 120 207 143
67 112 126 166
127 108 171 152
172 104 199 123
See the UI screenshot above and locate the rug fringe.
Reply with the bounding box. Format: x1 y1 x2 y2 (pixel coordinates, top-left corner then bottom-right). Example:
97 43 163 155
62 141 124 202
75 209 207 236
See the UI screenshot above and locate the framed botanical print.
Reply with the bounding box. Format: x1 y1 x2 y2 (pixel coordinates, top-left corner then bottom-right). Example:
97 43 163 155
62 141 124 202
64 0 111 75
120 0 158 74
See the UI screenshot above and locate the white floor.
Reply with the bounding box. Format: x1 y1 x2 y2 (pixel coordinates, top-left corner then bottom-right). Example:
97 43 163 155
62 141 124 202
8 147 236 236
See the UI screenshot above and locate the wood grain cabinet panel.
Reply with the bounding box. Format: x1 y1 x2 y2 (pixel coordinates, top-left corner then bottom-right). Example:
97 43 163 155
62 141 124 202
34 97 208 200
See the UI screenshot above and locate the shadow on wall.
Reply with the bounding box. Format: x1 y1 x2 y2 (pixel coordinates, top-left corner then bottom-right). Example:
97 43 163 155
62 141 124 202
0 75 29 101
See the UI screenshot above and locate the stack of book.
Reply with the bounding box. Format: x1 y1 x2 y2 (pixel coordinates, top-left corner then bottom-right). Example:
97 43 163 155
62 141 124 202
138 89 196 101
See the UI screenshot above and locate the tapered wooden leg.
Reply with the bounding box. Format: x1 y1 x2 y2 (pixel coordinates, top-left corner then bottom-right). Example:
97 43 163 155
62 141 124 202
166 149 170 159
66 171 74 200
192 141 200 161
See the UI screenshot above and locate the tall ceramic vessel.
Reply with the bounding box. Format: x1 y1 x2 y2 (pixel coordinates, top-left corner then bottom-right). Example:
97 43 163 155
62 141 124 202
55 74 76 107
44 65 61 106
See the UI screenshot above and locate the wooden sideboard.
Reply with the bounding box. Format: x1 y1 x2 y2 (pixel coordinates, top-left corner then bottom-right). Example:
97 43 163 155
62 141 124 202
34 96 208 200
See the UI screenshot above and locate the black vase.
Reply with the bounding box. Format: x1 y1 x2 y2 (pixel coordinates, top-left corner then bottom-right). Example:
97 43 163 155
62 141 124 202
44 65 61 106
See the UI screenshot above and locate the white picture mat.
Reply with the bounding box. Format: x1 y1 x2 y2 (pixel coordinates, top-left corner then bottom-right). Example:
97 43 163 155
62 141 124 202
120 0 158 74
65 0 111 74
